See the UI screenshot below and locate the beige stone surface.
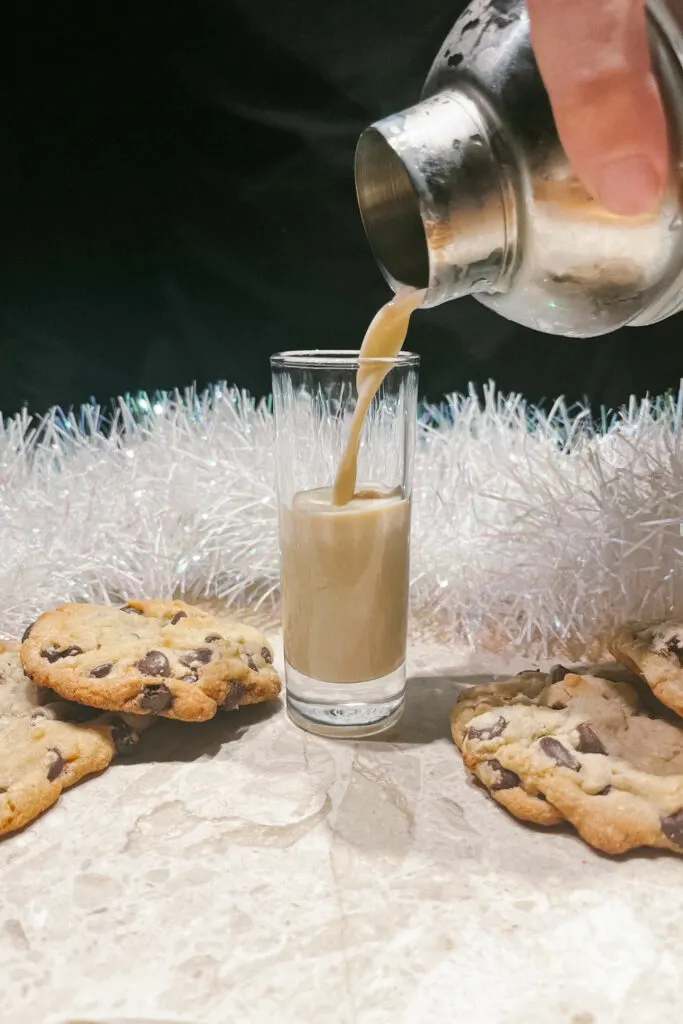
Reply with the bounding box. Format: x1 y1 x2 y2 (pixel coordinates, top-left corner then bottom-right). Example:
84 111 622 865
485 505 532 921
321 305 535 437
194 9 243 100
2 638 682 1024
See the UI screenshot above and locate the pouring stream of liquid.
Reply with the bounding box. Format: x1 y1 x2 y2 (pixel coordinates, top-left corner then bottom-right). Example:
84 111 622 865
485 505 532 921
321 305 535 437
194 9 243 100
332 289 424 506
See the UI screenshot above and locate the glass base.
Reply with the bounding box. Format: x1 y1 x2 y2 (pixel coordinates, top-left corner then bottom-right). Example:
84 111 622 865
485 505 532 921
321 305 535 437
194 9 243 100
285 661 405 738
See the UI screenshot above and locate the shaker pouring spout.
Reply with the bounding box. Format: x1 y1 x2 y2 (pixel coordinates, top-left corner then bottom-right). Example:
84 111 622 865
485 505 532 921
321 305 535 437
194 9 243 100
355 87 519 310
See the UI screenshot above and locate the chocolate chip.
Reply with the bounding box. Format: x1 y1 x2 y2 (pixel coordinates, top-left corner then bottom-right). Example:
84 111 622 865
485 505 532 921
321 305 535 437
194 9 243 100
21 621 35 643
121 604 143 615
661 809 683 847
536 792 548 802
261 646 273 665
41 645 83 663
170 611 188 625
576 722 607 755
224 680 246 711
666 637 683 667
138 683 173 713
111 721 137 755
205 634 222 643
247 655 259 672
487 759 520 791
538 736 581 771
136 650 171 677
46 748 64 782
467 716 507 741
90 663 113 679
549 664 570 683
179 648 213 668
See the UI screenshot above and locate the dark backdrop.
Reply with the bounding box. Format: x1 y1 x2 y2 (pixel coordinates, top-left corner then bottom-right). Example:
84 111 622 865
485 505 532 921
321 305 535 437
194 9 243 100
0 0 681 416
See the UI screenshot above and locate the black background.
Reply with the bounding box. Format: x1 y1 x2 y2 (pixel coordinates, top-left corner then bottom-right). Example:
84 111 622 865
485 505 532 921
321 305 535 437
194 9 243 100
0 0 681 416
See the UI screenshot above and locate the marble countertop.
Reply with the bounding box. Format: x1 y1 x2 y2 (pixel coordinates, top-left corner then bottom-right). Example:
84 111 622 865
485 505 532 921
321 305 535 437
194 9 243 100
2 636 682 1024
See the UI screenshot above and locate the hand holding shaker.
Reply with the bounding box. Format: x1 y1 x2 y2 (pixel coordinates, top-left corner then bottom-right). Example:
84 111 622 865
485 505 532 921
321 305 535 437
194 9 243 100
355 0 683 337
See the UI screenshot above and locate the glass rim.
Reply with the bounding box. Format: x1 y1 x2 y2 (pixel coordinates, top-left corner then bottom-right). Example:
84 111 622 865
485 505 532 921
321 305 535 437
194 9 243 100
271 349 420 369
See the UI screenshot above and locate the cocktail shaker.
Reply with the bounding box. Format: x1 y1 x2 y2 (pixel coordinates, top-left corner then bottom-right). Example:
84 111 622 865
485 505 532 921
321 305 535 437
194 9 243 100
355 0 683 336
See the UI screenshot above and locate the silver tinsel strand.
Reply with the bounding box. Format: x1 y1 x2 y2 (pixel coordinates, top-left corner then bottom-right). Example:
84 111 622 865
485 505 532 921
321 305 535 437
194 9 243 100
1 383 682 659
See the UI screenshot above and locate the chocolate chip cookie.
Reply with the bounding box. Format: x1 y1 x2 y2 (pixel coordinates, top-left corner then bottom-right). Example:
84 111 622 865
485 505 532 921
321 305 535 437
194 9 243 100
0 641 146 836
21 600 281 722
453 667 683 855
452 670 566 827
610 619 683 720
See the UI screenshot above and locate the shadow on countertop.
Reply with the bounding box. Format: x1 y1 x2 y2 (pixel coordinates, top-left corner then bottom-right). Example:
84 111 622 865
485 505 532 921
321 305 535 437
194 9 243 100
128 673 500 762
366 672 504 746
125 697 283 764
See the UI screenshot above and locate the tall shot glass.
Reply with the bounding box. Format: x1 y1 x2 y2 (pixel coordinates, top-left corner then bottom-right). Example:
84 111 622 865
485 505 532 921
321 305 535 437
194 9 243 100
271 350 419 737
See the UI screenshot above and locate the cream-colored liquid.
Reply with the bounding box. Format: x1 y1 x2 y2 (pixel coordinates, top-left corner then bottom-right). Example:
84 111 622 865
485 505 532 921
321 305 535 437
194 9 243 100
332 289 424 506
282 289 422 684
280 487 411 683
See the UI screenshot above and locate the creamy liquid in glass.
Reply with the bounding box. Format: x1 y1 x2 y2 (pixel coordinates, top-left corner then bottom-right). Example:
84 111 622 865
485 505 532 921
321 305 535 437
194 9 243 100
282 289 423 684
280 487 411 683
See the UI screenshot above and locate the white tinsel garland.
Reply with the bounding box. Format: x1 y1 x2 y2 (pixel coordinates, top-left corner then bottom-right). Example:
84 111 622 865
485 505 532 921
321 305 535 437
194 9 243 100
1 383 682 659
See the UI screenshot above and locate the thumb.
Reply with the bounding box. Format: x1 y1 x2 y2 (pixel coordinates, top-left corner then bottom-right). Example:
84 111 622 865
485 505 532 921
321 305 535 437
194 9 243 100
527 0 668 215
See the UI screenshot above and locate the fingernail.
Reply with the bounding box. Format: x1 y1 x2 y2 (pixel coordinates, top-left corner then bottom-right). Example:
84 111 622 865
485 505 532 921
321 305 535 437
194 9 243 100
596 155 663 216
